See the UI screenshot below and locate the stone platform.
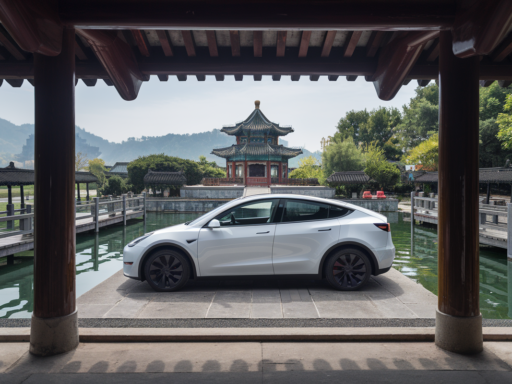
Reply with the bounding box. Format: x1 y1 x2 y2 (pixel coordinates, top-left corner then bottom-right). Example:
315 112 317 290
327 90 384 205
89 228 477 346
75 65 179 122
75 268 437 320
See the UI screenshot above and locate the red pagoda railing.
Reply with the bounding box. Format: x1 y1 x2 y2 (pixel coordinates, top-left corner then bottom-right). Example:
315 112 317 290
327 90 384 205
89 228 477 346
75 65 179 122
202 177 244 186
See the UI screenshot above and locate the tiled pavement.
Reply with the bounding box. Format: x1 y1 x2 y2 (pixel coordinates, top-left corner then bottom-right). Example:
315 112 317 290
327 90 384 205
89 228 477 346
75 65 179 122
77 268 438 319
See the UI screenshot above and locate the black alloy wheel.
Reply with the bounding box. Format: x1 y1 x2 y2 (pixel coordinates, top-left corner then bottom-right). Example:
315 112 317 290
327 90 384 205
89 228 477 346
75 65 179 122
144 249 190 292
325 248 371 291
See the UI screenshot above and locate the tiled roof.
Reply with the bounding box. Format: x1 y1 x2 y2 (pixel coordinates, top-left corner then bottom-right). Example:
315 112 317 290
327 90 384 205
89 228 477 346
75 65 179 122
415 168 512 183
143 170 187 185
109 162 129 174
211 143 303 159
221 105 294 137
326 171 372 185
0 166 98 186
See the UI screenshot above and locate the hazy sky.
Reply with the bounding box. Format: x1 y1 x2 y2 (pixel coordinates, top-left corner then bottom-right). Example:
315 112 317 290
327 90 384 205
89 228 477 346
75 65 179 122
1 76 418 152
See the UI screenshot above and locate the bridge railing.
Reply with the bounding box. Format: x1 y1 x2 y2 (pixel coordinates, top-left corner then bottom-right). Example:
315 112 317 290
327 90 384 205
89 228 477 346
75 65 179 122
0 193 146 239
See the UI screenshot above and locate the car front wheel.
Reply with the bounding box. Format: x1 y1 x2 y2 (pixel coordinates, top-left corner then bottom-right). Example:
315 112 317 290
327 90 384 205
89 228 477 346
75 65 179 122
325 248 371 291
144 249 190 292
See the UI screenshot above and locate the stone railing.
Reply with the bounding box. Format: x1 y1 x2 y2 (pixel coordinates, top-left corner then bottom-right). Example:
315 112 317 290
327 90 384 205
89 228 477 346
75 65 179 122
273 178 319 186
201 177 244 186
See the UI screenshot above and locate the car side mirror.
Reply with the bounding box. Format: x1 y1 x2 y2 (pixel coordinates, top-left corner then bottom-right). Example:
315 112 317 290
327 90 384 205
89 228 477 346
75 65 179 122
208 219 220 228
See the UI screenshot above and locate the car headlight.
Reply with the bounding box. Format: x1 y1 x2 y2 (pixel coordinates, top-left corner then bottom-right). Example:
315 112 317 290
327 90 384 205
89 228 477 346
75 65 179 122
127 232 153 247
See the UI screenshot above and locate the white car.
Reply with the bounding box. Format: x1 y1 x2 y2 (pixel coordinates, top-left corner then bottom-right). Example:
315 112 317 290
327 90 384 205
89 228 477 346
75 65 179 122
123 194 395 292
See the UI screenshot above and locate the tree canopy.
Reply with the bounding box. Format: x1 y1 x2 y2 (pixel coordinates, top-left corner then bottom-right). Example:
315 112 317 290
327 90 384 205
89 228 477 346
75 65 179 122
289 156 324 183
322 137 365 179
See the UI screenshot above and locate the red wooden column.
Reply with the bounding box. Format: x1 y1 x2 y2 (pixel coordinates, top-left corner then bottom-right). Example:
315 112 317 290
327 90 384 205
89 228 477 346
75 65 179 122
278 162 282 184
435 30 482 354
267 161 271 186
232 162 236 181
30 28 79 356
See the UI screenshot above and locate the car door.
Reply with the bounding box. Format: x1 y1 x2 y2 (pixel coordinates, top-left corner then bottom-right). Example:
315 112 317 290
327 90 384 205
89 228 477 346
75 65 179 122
272 199 346 275
197 199 279 276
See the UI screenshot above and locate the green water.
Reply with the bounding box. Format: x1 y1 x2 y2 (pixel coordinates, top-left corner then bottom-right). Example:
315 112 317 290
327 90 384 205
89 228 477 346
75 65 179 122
0 212 201 319
385 212 512 320
1 211 511 319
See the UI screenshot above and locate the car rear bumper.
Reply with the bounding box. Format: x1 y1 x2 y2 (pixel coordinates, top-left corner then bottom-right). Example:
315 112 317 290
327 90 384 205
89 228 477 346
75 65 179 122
373 244 395 272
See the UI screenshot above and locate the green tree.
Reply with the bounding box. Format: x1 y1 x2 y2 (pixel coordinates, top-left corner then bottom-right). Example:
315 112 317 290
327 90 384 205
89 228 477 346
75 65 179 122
361 107 401 147
88 158 108 188
364 161 401 190
496 94 512 151
322 137 365 179
101 175 126 196
402 133 439 171
128 154 202 193
336 109 370 142
197 155 226 178
289 156 324 183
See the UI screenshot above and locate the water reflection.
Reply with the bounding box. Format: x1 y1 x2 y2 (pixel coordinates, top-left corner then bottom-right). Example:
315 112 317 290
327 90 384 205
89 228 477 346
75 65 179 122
0 212 201 318
387 212 512 320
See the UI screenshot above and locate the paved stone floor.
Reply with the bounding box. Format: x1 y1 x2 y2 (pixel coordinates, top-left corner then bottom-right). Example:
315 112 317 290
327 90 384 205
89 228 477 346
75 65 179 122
76 268 437 319
1 341 512 383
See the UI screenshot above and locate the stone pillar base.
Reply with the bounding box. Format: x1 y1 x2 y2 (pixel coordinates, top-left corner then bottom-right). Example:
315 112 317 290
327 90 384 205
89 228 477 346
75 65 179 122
435 309 483 354
30 309 79 357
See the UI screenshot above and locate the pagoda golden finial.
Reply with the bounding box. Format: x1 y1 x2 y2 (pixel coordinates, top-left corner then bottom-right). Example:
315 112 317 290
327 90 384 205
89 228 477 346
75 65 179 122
255 100 260 109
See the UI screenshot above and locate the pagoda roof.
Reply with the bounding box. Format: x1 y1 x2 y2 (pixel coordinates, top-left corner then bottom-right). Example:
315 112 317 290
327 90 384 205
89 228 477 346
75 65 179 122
144 170 187 186
221 101 294 137
212 143 303 159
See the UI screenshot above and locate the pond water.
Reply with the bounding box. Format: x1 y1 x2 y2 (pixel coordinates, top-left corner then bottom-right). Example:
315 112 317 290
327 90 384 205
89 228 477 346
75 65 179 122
0 211 511 319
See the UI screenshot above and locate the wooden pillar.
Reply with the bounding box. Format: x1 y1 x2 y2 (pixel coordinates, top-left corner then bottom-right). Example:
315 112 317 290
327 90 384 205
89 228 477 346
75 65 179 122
76 183 81 202
6 185 13 229
86 183 90 201
435 31 482 354
7 185 12 205
267 161 271 186
278 162 282 184
20 185 25 209
232 162 236 181
30 28 79 357
486 183 490 204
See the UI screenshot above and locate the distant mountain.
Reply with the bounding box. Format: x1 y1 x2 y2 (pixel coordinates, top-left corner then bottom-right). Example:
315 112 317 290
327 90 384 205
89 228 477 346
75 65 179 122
0 118 321 168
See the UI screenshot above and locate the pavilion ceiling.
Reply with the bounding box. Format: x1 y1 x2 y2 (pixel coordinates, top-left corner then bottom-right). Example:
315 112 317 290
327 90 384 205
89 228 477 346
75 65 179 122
0 0 512 100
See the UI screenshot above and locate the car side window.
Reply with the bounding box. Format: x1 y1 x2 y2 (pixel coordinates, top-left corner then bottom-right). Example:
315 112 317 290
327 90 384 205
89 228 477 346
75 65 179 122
329 205 352 218
281 200 329 223
215 199 279 226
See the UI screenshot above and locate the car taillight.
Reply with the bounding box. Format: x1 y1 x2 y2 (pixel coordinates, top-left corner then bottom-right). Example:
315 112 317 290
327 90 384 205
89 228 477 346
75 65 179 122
124 262 133 265
374 223 390 232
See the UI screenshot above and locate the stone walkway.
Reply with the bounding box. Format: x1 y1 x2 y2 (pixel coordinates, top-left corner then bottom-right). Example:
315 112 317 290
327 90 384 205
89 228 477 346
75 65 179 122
76 268 437 319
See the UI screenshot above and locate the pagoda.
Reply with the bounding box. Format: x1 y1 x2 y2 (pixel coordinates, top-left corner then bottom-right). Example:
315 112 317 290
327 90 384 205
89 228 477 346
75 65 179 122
212 101 303 186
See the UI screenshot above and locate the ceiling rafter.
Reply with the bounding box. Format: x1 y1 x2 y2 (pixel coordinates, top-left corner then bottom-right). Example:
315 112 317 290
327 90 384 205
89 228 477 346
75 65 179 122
75 39 88 60
156 30 173 56
0 26 26 60
253 31 262 57
321 31 337 57
277 31 287 57
490 33 512 62
131 30 150 57
299 31 312 58
344 31 363 57
366 31 387 57
181 31 196 57
425 38 440 61
229 30 241 57
206 31 218 57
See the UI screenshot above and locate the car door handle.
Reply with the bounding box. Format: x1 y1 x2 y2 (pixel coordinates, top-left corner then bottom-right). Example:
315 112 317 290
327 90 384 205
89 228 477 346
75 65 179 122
256 231 270 234
318 228 331 231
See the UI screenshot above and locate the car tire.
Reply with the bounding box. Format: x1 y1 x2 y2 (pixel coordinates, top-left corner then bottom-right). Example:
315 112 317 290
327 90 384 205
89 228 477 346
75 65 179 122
144 249 190 292
324 248 371 291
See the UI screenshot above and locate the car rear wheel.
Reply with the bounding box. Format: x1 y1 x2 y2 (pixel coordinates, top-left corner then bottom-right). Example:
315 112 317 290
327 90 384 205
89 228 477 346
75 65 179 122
325 248 371 291
144 249 190 292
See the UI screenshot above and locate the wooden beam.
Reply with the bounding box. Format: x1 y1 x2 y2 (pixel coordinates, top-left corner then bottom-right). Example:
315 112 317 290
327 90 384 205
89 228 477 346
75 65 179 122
156 30 173 56
177 75 187 81
425 38 440 62
75 40 88 60
206 31 218 57
59 1 455 30
181 31 196 57
82 79 97 86
229 31 241 57
291 75 300 81
277 31 287 57
321 31 337 58
157 74 169 81
328 75 338 81
0 25 27 60
298 31 312 58
491 33 512 62
0 0 62 55
344 31 363 57
499 80 512 87
346 75 358 81
77 29 145 100
131 30 150 57
310 75 319 81
253 31 262 57
272 75 281 81
479 80 494 87
453 0 512 58
6 79 23 87
373 31 438 100
234 74 243 81
366 31 386 57
254 74 262 81
417 79 430 86
196 75 206 81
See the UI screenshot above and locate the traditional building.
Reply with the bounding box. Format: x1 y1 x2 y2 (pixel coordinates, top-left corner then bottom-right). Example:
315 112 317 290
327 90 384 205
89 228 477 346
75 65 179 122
211 101 302 186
